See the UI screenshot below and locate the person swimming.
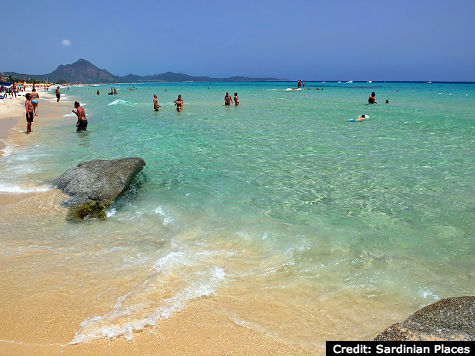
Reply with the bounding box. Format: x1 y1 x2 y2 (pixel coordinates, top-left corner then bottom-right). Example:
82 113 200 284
368 92 376 104
224 92 233 105
234 92 239 106
348 114 369 122
174 95 183 112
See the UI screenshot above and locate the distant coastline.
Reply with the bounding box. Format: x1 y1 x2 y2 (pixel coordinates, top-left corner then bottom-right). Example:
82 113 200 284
3 59 474 85
2 59 283 84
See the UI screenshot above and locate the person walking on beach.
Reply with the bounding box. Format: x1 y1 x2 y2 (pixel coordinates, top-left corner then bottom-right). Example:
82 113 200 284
25 93 34 134
368 92 377 104
174 95 183 112
224 92 233 106
72 101 88 132
153 95 161 111
55 86 61 102
30 88 39 116
234 92 239 106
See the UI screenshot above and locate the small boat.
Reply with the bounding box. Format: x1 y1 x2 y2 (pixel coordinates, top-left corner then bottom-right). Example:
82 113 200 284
346 80 353 83
427 81 432 84
337 81 342 83
368 80 373 83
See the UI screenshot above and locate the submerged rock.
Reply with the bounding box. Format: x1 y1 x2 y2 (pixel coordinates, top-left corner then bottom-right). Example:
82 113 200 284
375 296 475 341
54 157 146 220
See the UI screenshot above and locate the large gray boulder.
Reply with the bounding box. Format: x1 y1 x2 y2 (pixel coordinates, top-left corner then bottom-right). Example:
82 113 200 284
374 296 475 341
54 157 146 219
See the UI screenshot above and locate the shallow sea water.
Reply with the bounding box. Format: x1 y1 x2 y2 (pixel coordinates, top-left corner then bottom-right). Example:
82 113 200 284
0 82 474 351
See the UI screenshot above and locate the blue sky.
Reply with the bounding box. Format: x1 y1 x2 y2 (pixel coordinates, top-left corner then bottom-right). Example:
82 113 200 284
1 0 474 81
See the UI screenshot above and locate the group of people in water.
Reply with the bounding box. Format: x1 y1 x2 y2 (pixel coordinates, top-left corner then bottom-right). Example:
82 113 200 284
23 84 388 134
152 92 239 112
368 91 389 104
24 84 87 134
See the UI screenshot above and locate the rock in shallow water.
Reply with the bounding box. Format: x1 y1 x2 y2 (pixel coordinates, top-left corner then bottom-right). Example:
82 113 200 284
375 296 475 341
53 157 146 220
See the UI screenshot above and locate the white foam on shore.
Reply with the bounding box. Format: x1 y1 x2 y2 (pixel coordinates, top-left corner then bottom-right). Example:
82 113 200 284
0 182 50 193
106 208 117 217
154 205 174 225
418 287 439 301
0 141 17 157
69 265 225 343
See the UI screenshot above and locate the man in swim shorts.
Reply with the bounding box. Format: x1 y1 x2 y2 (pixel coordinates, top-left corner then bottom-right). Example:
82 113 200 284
174 95 183 112
72 101 88 132
224 92 233 106
55 86 61 102
30 88 39 116
153 95 161 111
25 93 34 134
234 93 239 106
368 92 376 104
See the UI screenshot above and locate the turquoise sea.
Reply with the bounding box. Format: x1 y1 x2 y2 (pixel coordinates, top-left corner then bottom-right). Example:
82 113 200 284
1 82 474 350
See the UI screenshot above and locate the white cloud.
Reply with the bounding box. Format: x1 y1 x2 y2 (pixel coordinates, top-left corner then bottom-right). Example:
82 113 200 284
62 39 71 47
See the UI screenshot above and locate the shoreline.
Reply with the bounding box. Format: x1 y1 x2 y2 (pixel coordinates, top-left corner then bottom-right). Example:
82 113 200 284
0 90 311 356
0 90 70 207
1 84 472 355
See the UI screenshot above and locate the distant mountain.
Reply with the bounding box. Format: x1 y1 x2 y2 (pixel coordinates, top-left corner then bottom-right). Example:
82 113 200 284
50 59 118 83
4 59 281 83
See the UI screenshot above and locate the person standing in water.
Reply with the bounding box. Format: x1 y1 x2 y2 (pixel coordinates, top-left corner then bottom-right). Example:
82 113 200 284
174 95 183 112
25 93 34 134
224 92 233 106
303 81 306 88
97 90 100 95
30 88 40 116
153 95 161 111
55 86 61 102
72 101 88 132
368 92 377 104
234 92 239 106
297 80 301 88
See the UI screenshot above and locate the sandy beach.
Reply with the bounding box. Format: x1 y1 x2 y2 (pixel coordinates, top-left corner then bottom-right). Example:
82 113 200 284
0 89 310 356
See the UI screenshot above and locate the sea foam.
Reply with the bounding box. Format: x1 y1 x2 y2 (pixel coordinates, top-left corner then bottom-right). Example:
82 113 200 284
0 182 50 193
69 265 225 343
108 99 131 106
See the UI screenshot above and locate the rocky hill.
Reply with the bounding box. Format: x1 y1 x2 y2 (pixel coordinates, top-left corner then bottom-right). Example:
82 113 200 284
4 59 281 83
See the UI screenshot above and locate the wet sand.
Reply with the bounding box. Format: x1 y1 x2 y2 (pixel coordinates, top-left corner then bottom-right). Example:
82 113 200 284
0 91 312 356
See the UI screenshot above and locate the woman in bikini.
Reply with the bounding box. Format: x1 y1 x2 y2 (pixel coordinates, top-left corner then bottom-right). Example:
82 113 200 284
224 92 233 106
234 93 239 106
30 88 40 116
174 95 183 112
